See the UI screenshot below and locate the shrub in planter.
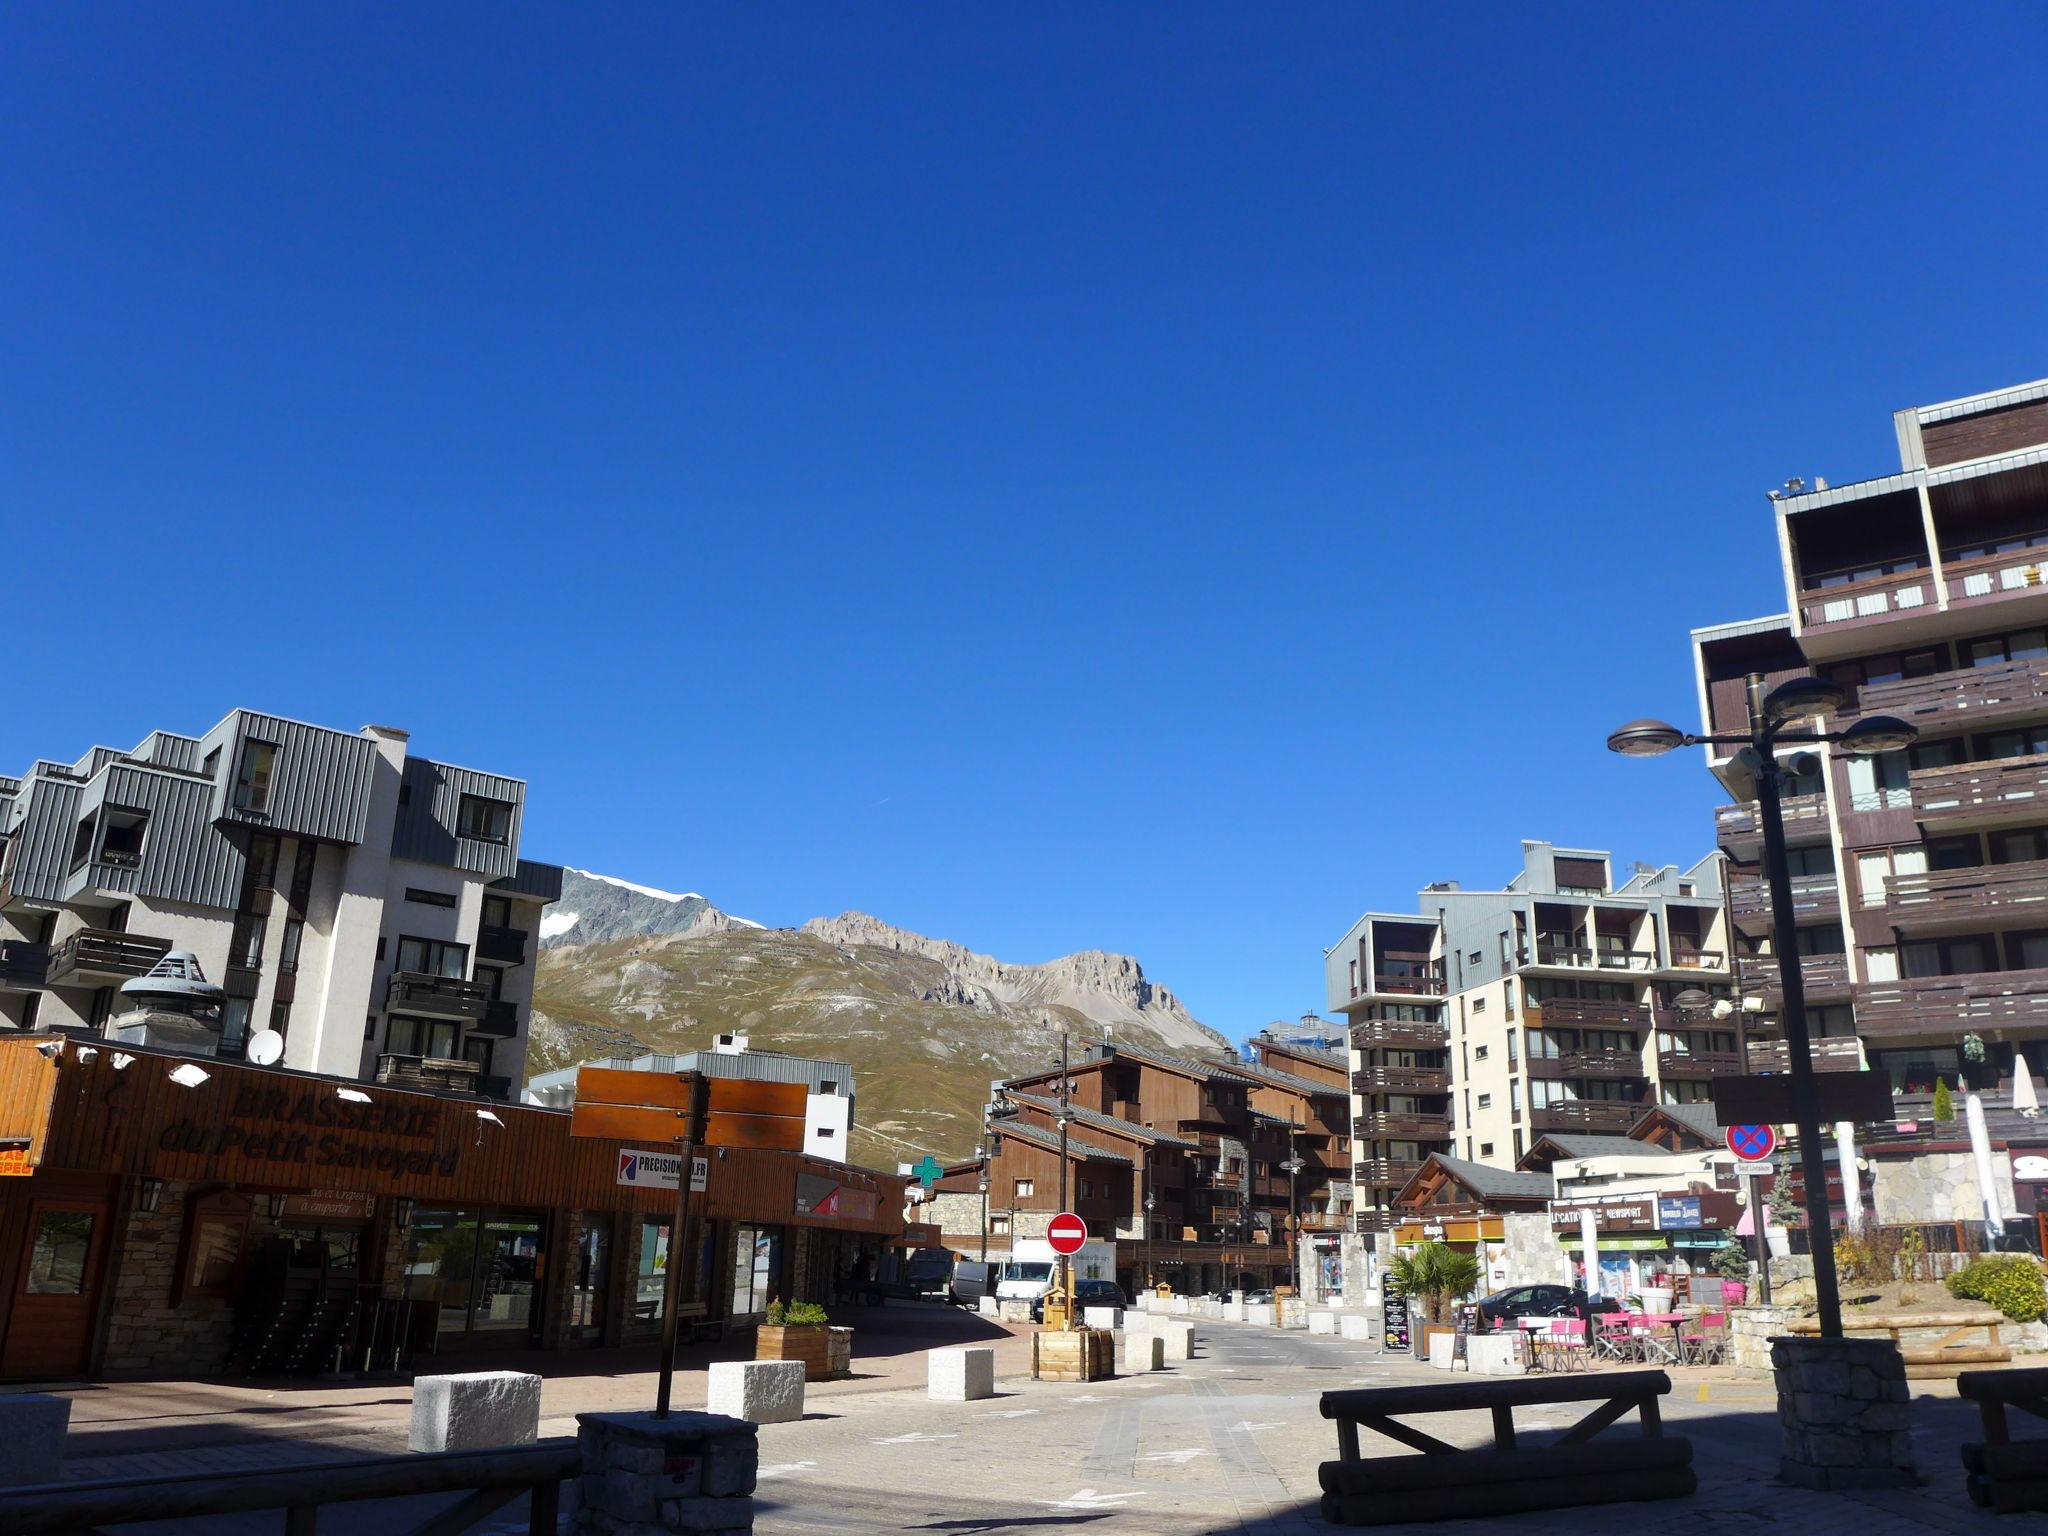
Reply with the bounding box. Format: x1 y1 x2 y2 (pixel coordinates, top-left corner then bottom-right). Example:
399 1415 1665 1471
757 1300 849 1379
1945 1255 2047 1323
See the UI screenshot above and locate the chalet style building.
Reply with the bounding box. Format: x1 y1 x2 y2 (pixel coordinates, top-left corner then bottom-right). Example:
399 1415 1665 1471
1692 376 2048 1097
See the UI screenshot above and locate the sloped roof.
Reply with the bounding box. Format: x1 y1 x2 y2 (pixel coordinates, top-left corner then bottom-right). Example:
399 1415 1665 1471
990 1116 1132 1164
1001 1091 1199 1149
1216 1059 1347 1099
1259 1040 1348 1072
1632 1101 1721 1142
1094 1041 1232 1081
1400 1153 1556 1206
1527 1133 1675 1163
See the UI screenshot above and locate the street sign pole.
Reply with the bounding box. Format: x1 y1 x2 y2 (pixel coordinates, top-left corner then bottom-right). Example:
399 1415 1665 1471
655 1074 709 1419
1749 1169 1773 1306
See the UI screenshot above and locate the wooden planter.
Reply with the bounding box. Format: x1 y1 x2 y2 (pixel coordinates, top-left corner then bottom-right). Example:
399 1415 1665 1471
1032 1326 1115 1382
755 1323 853 1381
1417 1322 1454 1360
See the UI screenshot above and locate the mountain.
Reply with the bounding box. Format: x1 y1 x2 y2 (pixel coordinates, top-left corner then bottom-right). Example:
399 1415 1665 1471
527 897 1231 1169
538 868 762 948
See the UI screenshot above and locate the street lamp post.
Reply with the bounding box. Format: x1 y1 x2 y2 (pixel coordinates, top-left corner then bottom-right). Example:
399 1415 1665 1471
1608 673 1916 1339
1143 1190 1156 1292
1282 1117 1306 1292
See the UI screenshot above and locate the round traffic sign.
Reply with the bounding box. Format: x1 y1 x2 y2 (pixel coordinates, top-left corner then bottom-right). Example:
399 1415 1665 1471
1727 1124 1777 1162
1046 1211 1088 1256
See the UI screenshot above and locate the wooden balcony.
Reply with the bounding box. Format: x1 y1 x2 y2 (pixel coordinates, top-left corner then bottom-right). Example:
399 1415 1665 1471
1795 566 1935 634
384 971 490 1021
1349 1020 1449 1051
1716 793 1829 855
1530 943 1658 972
476 924 529 966
1843 656 2048 732
1366 973 1446 997
1911 752 2048 830
1350 1065 1451 1094
1854 967 2048 1038
1941 545 2048 613
1745 1037 1865 1073
0 939 49 992
45 928 172 987
1884 858 2048 934
1526 1049 1645 1081
474 999 520 1038
1654 1049 1743 1078
375 1053 483 1093
1354 1111 1453 1139
1529 997 1652 1031
1735 951 1852 1000
1664 948 1727 973
1527 1101 1641 1134
1728 871 1840 929
1355 1158 1427 1188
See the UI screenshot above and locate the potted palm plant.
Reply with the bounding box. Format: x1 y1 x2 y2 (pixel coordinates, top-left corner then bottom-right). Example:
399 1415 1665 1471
1388 1243 1480 1361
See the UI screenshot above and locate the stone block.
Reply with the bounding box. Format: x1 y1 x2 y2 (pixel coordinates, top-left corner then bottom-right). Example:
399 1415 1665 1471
996 1298 1035 1324
572 1410 757 1536
409 1371 541 1453
1168 1295 1190 1314
1123 1333 1165 1372
928 1346 996 1402
1082 1306 1121 1331
1339 1313 1373 1343
1309 1311 1338 1335
1223 1298 1247 1323
706 1360 806 1425
976 1296 998 1317
0 1394 70 1487
1245 1303 1276 1328
1153 1320 1195 1361
1770 1335 1916 1491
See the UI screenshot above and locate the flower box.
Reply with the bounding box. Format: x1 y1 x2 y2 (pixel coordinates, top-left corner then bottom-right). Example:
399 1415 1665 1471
755 1323 852 1381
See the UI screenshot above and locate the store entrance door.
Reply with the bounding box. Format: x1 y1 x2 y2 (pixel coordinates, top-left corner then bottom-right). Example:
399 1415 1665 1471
2 1193 112 1378
568 1219 610 1343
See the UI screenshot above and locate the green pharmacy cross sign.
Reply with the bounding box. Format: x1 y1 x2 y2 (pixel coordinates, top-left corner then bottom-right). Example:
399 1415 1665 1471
912 1155 945 1192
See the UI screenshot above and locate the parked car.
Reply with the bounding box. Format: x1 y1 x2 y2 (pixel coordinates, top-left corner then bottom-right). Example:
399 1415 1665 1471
949 1260 996 1307
1028 1276 1130 1322
1475 1284 1619 1330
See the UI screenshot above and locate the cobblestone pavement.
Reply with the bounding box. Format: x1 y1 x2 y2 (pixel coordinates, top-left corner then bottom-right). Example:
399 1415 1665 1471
25 1314 2016 1534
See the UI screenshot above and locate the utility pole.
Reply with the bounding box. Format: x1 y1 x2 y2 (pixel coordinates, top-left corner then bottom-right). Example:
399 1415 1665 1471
1057 1031 1073 1329
978 1130 990 1265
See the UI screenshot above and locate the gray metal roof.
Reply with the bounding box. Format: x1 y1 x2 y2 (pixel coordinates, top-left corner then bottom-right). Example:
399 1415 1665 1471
1001 1092 1198 1149
1916 377 2048 423
1531 1134 1673 1161
1217 1059 1346 1098
1689 613 1793 643
1089 1041 1231 1081
1420 1153 1556 1201
991 1116 1132 1164
1634 1101 1720 1140
1776 469 1923 516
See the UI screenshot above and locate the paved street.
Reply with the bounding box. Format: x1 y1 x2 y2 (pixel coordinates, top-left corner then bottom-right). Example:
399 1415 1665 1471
22 1311 2016 1534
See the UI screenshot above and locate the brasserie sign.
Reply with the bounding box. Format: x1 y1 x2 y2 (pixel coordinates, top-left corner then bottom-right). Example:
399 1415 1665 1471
155 1081 461 1177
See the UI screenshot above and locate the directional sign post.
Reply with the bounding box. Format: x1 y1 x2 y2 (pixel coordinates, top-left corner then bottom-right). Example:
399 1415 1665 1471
1727 1124 1777 1163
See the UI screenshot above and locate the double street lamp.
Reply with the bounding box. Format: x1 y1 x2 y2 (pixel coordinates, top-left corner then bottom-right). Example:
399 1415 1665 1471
1608 673 1917 1339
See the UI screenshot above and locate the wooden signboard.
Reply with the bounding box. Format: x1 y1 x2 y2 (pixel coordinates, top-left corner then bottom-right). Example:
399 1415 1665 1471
1381 1279 1411 1353
569 1068 807 1152
1451 1303 1477 1371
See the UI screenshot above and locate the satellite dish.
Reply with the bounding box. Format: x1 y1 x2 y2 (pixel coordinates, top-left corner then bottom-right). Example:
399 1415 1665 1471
247 1030 285 1067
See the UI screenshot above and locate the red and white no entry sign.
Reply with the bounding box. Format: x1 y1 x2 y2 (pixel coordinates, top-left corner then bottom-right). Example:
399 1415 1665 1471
1046 1211 1088 1255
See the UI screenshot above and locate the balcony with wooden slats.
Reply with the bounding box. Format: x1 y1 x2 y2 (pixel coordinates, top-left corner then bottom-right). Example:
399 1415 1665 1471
1728 870 1841 932
1526 1048 1647 1081
1527 1101 1642 1134
1716 793 1829 856
1794 564 1936 636
1842 656 2048 732
383 971 491 1021
1353 1110 1453 1139
1911 751 2048 831
1853 967 2048 1039
1884 858 2048 935
1654 1049 1744 1079
1348 1020 1449 1051
1528 997 1652 1031
45 928 172 987
1350 1065 1451 1094
1744 1037 1865 1073
1735 950 1852 1002
1355 1157 1427 1188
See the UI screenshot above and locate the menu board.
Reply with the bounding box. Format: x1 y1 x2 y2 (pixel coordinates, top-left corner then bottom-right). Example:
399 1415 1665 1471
1381 1278 1411 1352
1452 1303 1477 1368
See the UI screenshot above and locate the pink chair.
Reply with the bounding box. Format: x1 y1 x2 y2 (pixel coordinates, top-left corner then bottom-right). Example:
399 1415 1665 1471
1593 1313 1635 1363
1546 1316 1592 1372
1679 1311 1728 1366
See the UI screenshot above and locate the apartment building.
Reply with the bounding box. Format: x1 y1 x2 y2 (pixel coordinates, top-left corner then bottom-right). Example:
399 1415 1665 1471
524 1032 857 1161
1693 375 2048 1097
1326 840 1730 1230
0 711 561 1098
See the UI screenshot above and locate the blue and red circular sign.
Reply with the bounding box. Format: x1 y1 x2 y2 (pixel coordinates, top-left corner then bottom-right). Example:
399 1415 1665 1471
1727 1124 1777 1162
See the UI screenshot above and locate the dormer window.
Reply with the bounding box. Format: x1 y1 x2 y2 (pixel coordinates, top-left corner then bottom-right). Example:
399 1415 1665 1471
234 740 279 812
99 806 149 868
457 794 513 845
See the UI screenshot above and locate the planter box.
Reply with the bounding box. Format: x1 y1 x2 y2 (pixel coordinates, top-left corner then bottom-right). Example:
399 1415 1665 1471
1721 1280 1749 1306
1417 1322 1454 1362
1032 1327 1115 1382
755 1323 852 1381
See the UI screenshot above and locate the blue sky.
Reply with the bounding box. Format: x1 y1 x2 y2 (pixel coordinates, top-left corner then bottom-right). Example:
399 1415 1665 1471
8 7 2048 1044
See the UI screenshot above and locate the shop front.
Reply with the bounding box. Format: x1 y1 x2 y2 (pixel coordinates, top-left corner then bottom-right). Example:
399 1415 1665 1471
0 1037 909 1380
1551 1188 1739 1304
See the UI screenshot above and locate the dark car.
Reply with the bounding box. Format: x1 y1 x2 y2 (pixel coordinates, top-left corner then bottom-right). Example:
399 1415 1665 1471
1030 1276 1128 1322
949 1260 996 1307
1475 1284 1619 1330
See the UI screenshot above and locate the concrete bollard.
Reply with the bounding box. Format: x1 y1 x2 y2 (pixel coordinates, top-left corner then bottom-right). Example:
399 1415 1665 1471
928 1346 996 1402
1246 1302 1276 1328
409 1371 541 1453
1123 1332 1165 1373
574 1410 757 1535
1169 1294 1190 1314
0 1394 71 1487
1223 1297 1247 1323
976 1295 999 1317
996 1298 1036 1324
706 1360 806 1426
1154 1319 1196 1361
1339 1313 1374 1343
1082 1306 1122 1331
1309 1311 1338 1335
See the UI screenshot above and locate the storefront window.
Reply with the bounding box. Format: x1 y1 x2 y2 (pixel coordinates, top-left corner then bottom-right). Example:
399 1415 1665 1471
638 1217 670 1322
26 1211 94 1294
730 1224 781 1317
405 1207 546 1341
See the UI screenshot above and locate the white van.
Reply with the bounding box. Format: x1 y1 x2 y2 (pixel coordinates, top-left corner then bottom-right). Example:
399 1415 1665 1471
996 1237 1116 1308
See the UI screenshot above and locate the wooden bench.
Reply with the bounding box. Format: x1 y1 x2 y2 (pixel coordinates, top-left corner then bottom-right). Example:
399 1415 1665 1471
1960 1366 2048 1513
1785 1308 2010 1379
1317 1369 1693 1526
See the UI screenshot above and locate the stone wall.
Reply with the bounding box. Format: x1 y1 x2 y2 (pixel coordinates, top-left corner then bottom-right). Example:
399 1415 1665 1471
1498 1212 1571 1288
924 1191 985 1244
1771 1336 1915 1490
1871 1148 2015 1226
1727 1304 1797 1372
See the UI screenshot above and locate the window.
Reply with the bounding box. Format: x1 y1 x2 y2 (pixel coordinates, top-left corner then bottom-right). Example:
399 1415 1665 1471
1983 726 2048 762
1965 627 2048 668
1479 1142 1494 1158
1472 997 1487 1015
1678 882 1695 897
387 1014 459 1059
990 1214 1010 1236
230 913 267 970
1509 1081 1520 1110
247 834 280 892
405 887 458 909
1474 1045 1489 1061
1785 844 1836 877
26 1211 95 1295
98 806 149 867
68 816 95 872
202 746 222 780
462 1036 494 1073
364 1012 377 1041
1506 1031 1518 1065
234 740 280 812
397 936 469 978
481 895 512 929
269 1000 291 1037
279 919 304 974
1467 950 1482 966
457 794 514 845
1014 1179 1034 1199
288 840 317 906
819 1079 839 1094
476 965 504 1000
223 998 253 1054
1476 1093 1492 1109
1513 1130 1524 1160
1929 835 1983 870
1992 828 2048 865
1845 751 1911 812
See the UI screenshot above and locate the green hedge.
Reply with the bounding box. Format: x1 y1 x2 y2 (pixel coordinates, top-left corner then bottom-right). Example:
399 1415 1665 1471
1945 1255 2047 1323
